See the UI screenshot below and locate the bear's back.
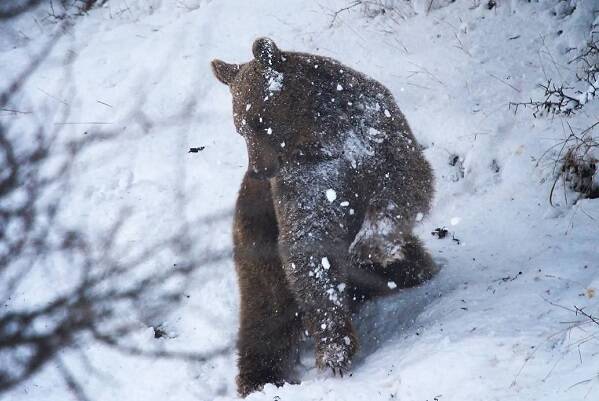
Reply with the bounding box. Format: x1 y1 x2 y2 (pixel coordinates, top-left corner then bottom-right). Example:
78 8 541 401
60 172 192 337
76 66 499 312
280 51 425 179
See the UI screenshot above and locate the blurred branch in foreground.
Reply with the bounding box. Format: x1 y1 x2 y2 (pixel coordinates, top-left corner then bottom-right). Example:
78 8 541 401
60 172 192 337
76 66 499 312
0 3 233 399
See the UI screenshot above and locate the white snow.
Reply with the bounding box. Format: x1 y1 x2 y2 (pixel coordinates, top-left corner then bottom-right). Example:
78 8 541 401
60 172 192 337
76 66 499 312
367 127 386 143
325 188 337 203
2 1 599 401
266 70 284 92
343 129 376 169
322 257 331 270
578 79 598 105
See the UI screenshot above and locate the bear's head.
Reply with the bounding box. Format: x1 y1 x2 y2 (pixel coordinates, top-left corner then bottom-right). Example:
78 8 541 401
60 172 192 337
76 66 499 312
211 38 315 179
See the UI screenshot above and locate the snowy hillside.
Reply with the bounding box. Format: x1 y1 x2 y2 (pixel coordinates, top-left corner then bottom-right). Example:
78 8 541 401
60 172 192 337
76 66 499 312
1 1 599 400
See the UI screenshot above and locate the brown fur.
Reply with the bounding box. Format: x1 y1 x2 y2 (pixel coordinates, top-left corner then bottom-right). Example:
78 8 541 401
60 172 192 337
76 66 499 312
212 38 438 397
233 174 302 396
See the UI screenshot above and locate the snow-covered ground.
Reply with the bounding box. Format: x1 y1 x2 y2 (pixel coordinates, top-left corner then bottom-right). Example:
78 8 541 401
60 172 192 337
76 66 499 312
2 1 599 400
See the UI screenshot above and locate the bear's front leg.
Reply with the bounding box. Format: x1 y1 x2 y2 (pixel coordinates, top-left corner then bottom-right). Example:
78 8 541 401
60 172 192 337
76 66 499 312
234 173 302 397
277 221 358 375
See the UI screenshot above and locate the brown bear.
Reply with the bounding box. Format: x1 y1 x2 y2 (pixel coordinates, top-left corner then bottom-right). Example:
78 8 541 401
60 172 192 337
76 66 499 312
211 38 437 397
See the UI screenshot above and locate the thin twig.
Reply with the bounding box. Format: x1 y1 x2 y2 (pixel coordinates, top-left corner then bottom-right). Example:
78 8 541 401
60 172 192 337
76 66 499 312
54 122 113 125
96 100 113 108
329 1 362 28
487 72 520 93
0 108 32 114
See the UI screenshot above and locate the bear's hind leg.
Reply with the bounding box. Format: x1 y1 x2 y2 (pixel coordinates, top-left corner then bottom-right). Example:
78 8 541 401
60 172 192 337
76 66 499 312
384 234 439 289
234 173 302 397
348 234 438 303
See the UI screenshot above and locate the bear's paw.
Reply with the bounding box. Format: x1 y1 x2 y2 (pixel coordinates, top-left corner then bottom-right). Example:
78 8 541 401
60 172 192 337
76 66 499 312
315 332 357 377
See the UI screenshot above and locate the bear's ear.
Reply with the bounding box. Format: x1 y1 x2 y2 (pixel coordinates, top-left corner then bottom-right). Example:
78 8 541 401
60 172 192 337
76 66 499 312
211 59 240 86
252 37 283 70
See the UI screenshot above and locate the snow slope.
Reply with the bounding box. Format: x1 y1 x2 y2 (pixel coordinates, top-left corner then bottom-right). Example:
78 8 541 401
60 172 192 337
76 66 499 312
2 1 599 400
